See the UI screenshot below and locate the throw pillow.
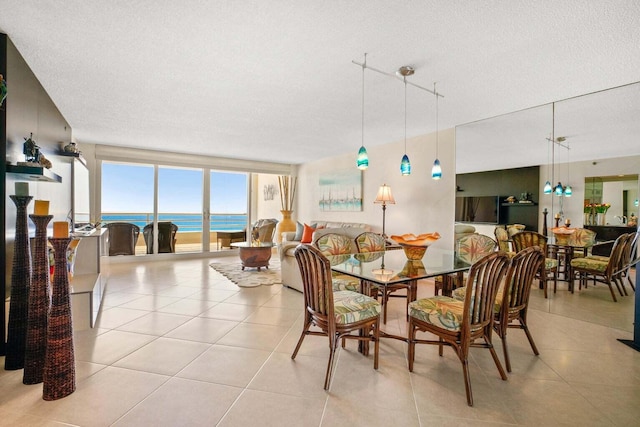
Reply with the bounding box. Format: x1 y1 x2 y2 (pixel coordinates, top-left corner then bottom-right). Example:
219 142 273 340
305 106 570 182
294 221 304 241
301 223 316 244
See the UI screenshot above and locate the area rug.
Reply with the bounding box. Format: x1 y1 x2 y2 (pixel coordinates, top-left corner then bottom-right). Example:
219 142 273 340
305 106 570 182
210 258 281 287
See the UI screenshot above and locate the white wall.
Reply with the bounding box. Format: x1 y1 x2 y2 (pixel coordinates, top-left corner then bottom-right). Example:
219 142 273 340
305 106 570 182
294 128 456 250
254 173 284 222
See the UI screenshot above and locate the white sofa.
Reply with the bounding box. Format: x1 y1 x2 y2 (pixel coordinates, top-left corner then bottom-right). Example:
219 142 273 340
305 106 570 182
278 221 370 292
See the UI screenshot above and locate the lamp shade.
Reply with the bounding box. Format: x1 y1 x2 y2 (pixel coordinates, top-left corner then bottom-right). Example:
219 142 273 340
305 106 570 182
357 146 369 170
554 182 564 196
400 154 411 175
564 185 572 197
431 158 442 180
543 181 552 194
374 184 396 204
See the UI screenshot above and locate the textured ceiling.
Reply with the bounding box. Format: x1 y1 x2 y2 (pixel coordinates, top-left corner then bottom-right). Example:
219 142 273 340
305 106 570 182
1 1 639 168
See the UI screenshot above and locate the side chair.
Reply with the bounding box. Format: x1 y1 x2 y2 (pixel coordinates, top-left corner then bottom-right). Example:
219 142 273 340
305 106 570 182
292 244 381 390
570 233 631 302
511 231 558 298
355 231 401 323
439 233 497 297
106 222 140 256
407 251 510 406
492 246 545 373
314 233 361 293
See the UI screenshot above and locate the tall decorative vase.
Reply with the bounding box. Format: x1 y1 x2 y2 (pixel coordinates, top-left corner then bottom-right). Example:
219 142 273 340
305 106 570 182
23 214 53 385
5 196 33 370
276 209 296 243
43 237 76 400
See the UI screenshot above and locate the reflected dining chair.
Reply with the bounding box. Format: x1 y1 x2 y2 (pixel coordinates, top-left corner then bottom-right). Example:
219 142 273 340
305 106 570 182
355 231 401 323
570 233 631 302
511 231 558 298
292 244 381 390
618 231 638 293
408 252 510 406
494 226 513 253
566 228 597 257
106 222 140 256
492 246 545 372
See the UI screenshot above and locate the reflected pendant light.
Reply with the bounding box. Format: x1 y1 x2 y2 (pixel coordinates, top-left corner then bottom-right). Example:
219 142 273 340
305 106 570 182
544 181 553 194
564 140 572 197
554 182 564 196
399 72 411 175
544 111 553 194
431 82 442 180
356 54 369 170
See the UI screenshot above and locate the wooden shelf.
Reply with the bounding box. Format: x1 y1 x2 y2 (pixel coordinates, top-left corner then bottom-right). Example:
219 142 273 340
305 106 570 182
501 202 537 207
6 164 62 182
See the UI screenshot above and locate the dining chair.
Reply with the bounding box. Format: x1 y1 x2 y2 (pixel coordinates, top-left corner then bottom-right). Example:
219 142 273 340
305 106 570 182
437 234 497 297
292 244 381 390
566 228 597 257
494 226 512 253
106 222 140 256
492 246 545 372
354 231 403 323
511 231 558 298
620 231 638 292
570 233 630 302
407 251 510 406
314 232 360 292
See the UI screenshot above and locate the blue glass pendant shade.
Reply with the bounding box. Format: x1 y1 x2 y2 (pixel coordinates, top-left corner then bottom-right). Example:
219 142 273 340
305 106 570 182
543 181 552 194
554 182 564 196
357 146 369 170
564 185 572 197
431 158 442 180
400 154 411 175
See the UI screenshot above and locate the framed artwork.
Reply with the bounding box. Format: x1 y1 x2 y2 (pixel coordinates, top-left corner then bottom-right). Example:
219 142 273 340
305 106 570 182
318 168 362 211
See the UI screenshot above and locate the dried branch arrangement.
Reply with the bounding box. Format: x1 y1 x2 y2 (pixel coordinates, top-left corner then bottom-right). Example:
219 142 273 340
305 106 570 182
278 175 297 211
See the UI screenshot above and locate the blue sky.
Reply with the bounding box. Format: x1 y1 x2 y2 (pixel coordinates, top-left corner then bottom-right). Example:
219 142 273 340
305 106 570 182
102 163 247 213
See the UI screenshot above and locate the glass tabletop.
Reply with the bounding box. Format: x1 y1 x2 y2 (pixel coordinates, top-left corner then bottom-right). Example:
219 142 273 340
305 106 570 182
327 248 471 286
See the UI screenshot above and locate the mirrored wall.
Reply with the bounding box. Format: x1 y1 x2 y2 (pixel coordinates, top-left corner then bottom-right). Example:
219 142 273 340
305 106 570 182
455 82 640 331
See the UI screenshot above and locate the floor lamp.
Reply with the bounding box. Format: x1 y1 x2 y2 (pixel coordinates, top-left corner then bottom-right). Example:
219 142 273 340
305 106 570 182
374 184 395 239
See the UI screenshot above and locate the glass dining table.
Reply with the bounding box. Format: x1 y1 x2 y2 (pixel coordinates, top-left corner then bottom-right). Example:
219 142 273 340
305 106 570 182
326 248 471 344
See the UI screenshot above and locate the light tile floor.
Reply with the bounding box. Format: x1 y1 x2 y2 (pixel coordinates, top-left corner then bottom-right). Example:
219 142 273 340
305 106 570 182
1 258 639 426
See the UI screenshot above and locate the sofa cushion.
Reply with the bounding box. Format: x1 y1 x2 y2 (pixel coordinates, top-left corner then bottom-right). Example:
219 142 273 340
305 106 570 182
301 223 316 243
294 221 304 241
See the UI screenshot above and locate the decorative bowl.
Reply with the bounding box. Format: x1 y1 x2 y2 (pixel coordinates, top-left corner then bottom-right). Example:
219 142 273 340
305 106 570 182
390 232 441 260
551 226 576 245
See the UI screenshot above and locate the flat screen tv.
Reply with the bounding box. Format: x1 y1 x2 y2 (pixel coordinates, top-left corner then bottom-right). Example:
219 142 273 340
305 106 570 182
455 196 499 224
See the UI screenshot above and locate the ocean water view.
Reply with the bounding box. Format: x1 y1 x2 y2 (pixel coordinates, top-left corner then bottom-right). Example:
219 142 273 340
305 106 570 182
101 214 248 233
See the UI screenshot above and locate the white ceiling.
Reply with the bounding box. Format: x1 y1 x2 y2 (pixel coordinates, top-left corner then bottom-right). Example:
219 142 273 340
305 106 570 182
1 1 639 167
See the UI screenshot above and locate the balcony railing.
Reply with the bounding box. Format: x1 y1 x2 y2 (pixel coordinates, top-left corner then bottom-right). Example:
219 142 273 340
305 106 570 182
101 212 248 253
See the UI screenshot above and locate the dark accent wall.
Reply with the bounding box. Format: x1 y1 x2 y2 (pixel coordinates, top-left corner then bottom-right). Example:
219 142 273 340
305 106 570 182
1 34 72 355
456 166 540 230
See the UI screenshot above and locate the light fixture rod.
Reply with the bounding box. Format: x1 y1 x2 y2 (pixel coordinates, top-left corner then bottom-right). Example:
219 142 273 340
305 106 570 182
352 60 444 97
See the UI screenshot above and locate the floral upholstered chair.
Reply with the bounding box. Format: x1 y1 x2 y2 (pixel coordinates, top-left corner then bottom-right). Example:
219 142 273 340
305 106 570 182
407 252 510 406
292 244 380 390
314 233 360 292
566 228 596 257
450 234 497 301
511 231 558 298
494 226 513 253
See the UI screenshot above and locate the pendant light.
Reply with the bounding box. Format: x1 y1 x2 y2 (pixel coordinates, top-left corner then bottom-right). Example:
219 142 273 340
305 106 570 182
431 82 442 180
400 77 411 175
356 54 369 170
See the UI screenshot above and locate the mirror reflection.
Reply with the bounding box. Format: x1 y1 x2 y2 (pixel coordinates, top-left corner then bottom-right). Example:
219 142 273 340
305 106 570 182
455 82 640 331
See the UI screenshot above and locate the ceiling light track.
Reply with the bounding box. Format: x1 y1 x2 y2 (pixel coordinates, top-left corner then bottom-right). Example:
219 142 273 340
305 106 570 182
351 60 444 98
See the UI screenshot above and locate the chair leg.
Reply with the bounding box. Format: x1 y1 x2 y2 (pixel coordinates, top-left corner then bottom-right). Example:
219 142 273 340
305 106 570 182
628 274 636 291
373 319 380 370
616 277 628 296
382 291 389 324
486 336 508 381
605 279 619 302
324 335 339 390
500 331 511 373
521 318 539 355
407 318 416 372
438 337 444 357
461 357 473 407
291 320 311 360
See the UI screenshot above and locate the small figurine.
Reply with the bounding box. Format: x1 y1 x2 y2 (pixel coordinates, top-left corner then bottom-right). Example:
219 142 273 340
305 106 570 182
23 133 40 163
39 153 52 169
